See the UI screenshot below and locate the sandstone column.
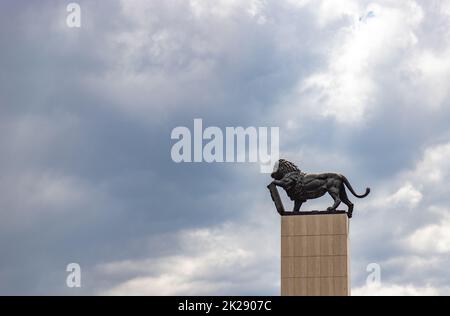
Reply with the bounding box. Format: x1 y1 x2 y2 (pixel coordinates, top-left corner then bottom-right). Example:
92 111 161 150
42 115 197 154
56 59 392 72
281 213 350 296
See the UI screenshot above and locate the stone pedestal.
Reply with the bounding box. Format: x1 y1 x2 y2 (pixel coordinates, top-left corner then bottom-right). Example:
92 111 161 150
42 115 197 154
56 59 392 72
281 213 350 296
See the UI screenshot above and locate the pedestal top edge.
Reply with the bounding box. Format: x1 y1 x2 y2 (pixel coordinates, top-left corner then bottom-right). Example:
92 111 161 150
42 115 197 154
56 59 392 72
280 210 348 217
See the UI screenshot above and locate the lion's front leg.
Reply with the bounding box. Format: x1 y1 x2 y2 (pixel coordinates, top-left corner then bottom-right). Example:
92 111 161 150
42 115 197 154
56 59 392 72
293 200 302 212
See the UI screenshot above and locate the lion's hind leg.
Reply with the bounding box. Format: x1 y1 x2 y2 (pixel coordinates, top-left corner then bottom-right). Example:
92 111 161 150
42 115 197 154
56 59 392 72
340 186 354 217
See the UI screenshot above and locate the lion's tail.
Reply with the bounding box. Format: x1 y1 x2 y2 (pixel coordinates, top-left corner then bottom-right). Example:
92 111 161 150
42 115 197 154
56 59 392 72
342 176 370 198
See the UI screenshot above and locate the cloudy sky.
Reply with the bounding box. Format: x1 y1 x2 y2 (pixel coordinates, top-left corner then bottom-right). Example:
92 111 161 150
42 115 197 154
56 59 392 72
1 0 450 295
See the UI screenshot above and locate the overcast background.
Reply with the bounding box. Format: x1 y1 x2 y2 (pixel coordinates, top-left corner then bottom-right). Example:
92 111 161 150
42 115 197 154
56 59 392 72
1 0 450 295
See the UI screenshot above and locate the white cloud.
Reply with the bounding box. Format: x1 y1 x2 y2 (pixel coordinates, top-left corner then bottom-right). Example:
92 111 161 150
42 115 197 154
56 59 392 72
403 48 450 109
315 0 361 27
386 183 423 209
353 283 439 296
410 142 450 184
406 216 450 254
350 140 450 294
356 182 422 216
271 1 429 126
363 142 450 212
285 0 310 9
300 2 423 123
98 219 279 295
441 0 450 17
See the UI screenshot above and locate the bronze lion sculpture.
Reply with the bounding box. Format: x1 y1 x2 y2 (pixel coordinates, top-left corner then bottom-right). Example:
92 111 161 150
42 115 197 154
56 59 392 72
268 159 370 218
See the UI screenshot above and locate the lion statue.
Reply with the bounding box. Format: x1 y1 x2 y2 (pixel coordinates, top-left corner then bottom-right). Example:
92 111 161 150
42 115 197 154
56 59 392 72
269 159 370 217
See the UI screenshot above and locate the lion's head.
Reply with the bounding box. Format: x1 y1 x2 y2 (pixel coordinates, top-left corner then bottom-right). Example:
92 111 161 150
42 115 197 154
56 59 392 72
271 159 300 180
